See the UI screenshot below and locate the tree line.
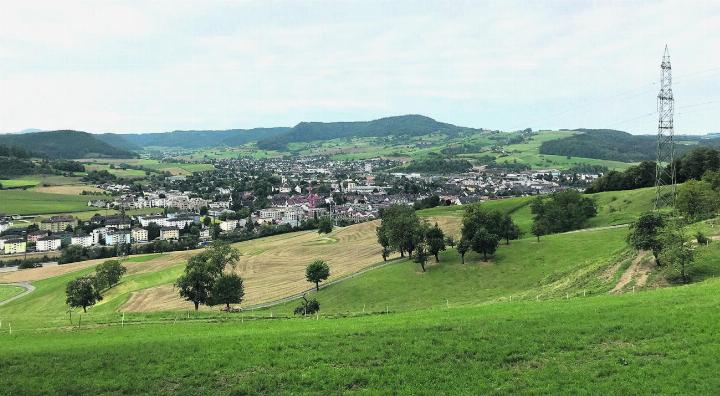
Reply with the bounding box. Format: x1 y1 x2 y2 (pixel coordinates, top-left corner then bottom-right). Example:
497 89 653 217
586 147 720 193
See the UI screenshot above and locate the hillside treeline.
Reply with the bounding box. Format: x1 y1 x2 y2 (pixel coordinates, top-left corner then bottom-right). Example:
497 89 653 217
257 115 477 150
404 155 473 173
539 129 704 162
0 131 135 159
586 147 720 193
0 144 86 180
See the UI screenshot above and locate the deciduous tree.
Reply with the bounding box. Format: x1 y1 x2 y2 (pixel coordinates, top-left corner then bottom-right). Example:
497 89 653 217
457 239 470 264
211 273 245 310
425 222 446 262
94 260 127 290
627 211 666 266
470 228 500 261
306 260 330 291
659 220 695 283
66 276 102 312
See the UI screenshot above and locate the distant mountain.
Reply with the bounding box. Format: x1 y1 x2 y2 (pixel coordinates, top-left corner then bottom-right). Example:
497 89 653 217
1 128 44 135
257 115 479 150
101 127 291 149
0 130 135 159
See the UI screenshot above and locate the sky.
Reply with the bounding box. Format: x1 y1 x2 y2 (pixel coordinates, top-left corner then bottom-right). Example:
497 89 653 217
0 0 718 135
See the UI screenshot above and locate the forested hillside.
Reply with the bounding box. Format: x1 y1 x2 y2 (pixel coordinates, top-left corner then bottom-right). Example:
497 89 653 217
539 129 705 162
0 131 135 159
586 147 720 193
102 127 290 149
0 144 86 179
257 115 480 150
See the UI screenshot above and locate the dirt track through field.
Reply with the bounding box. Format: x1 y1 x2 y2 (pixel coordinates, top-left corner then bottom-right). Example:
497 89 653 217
122 217 461 312
611 250 652 293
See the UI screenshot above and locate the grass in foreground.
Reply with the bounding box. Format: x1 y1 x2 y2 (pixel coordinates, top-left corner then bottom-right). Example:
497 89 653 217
1 279 719 394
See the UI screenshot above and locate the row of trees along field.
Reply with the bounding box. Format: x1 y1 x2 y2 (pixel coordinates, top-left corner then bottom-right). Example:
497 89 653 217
375 203 523 270
65 260 127 313
376 191 597 271
586 147 720 193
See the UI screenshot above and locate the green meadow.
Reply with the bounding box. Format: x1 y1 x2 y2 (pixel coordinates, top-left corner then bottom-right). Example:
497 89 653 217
0 285 25 303
1 279 720 394
0 190 104 215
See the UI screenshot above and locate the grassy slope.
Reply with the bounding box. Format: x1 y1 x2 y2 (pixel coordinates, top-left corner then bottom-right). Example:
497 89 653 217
0 254 182 329
1 279 720 394
419 186 656 234
0 190 105 215
0 285 24 302
271 227 628 314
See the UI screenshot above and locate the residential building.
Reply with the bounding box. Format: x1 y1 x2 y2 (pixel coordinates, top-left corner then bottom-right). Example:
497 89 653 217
131 228 149 243
105 216 131 229
71 235 94 248
199 228 211 240
105 230 131 246
39 216 77 233
219 220 238 232
139 215 168 228
37 236 62 252
159 227 180 241
27 231 48 243
3 239 26 255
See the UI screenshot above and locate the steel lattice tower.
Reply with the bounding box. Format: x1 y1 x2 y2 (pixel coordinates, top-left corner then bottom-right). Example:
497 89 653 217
655 45 676 209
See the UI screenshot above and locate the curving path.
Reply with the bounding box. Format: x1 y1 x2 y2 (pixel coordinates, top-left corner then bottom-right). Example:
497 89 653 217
0 281 35 306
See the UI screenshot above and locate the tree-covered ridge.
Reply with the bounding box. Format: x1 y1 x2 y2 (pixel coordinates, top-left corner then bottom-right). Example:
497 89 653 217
0 130 135 159
257 115 481 150
404 155 473 173
102 127 291 150
586 147 720 193
539 129 705 162
0 144 86 179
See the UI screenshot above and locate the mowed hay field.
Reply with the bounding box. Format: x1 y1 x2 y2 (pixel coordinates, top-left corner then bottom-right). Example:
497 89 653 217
0 216 461 325
124 216 461 311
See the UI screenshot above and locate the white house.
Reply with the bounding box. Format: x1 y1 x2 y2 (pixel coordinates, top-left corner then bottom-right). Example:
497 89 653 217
37 236 62 252
139 215 168 227
71 235 94 248
105 231 131 246
219 220 238 232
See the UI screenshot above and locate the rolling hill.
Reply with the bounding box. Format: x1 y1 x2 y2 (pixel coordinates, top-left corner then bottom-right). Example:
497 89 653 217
0 130 135 159
257 114 481 150
99 127 291 150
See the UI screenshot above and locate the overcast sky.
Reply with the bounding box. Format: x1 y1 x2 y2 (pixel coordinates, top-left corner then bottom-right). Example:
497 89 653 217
1 0 718 134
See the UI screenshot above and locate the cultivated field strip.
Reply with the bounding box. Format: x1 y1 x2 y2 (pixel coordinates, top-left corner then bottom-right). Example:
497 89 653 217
122 217 461 311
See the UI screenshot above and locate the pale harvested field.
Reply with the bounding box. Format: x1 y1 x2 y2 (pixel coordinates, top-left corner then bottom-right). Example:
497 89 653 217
0 216 460 313
33 185 102 195
0 251 191 283
123 216 461 312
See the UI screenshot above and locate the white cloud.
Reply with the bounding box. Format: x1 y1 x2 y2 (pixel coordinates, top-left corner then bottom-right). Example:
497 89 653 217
0 0 718 134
